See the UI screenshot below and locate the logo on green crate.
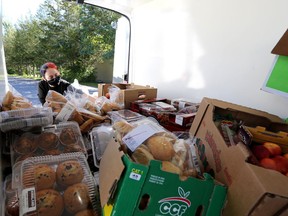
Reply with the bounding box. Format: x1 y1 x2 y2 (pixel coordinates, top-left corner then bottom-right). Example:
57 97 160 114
158 187 190 216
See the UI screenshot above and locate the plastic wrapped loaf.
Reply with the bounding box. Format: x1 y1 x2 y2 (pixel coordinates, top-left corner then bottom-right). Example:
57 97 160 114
112 118 201 180
1 90 33 111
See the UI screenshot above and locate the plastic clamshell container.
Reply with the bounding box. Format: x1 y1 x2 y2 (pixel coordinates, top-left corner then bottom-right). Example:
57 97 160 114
18 152 101 216
108 109 144 123
10 121 87 166
3 174 20 216
90 124 114 168
0 107 53 132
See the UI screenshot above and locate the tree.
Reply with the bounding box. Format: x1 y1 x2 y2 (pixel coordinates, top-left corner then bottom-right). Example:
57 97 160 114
3 0 121 82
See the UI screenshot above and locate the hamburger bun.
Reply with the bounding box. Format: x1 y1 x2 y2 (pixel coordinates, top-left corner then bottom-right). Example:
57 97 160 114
146 136 175 161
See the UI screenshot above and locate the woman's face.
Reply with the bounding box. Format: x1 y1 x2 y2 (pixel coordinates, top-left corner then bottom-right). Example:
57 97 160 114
44 68 60 81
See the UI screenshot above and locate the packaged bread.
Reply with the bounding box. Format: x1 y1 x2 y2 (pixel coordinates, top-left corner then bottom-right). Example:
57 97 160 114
131 144 154 166
112 117 201 179
83 100 101 114
78 108 107 123
2 91 14 110
145 135 175 161
78 108 108 133
94 96 121 115
1 90 33 111
44 101 66 113
45 90 67 103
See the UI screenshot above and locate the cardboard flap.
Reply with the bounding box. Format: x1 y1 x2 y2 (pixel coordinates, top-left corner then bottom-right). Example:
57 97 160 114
271 29 288 56
99 139 125 208
203 97 283 123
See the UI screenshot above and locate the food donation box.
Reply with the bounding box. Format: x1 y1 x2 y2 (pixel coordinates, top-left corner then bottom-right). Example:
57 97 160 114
190 97 288 216
99 139 227 216
98 83 157 109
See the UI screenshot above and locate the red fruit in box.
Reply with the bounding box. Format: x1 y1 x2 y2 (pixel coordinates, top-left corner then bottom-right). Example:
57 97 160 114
251 145 270 160
283 153 288 160
272 155 288 174
259 158 277 171
263 142 282 156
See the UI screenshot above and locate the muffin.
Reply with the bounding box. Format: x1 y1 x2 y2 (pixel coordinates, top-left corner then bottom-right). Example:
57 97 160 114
14 152 36 164
36 189 64 216
59 128 78 146
34 164 56 191
5 194 19 216
63 144 85 154
63 183 92 214
38 132 58 150
56 160 84 187
75 209 97 216
42 149 61 156
13 132 37 154
5 179 14 197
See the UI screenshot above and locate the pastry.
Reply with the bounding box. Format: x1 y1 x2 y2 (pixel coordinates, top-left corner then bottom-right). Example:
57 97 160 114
34 164 56 191
59 128 78 146
80 119 95 133
56 160 84 187
75 209 98 216
131 144 154 166
146 135 175 161
36 189 64 216
38 132 58 150
63 183 92 214
13 132 37 154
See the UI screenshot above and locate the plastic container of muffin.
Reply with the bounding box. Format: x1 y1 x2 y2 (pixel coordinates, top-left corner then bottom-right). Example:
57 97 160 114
3 174 20 216
10 121 87 167
0 107 53 132
90 123 114 168
17 152 101 216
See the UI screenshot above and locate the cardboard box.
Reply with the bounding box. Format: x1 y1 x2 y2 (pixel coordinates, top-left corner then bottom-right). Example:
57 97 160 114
98 83 157 108
99 139 227 216
189 97 288 216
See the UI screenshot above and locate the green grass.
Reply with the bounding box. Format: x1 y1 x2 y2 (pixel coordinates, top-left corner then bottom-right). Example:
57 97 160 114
80 82 99 88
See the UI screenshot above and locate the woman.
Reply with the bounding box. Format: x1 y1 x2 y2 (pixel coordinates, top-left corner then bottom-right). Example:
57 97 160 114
37 62 72 105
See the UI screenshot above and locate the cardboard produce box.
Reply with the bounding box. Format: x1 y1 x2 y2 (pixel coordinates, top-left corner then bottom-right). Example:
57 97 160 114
99 139 227 216
189 97 288 216
98 83 157 108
